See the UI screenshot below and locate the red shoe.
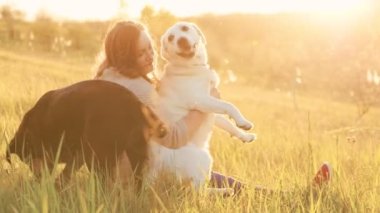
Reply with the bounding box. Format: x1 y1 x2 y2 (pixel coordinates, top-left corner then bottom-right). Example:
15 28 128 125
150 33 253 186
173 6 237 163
312 162 332 188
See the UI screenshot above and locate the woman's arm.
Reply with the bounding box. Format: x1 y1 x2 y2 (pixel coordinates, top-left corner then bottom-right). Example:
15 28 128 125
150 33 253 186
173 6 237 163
153 110 207 149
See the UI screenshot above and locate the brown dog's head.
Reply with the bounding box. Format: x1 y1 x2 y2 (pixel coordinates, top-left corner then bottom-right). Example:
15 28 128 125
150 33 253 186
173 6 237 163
6 119 35 164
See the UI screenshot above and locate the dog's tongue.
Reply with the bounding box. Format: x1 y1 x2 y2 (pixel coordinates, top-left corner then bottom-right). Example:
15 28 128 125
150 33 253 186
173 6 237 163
177 51 195 58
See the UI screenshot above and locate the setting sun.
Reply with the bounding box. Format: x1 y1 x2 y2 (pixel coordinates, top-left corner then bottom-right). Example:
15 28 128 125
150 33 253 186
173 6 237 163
0 0 371 20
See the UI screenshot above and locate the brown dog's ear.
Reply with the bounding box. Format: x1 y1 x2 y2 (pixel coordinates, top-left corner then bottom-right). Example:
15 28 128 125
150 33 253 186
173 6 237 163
191 23 206 45
141 105 156 126
141 106 167 138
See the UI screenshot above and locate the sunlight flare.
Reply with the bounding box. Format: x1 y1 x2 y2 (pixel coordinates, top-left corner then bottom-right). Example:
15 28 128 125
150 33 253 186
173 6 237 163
0 0 371 21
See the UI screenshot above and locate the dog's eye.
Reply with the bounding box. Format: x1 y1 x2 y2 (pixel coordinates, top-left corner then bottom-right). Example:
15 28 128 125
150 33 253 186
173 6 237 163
181 25 189 32
168 35 174 42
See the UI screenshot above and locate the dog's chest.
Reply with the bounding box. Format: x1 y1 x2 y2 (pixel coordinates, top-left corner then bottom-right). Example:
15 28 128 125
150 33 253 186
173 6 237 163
159 73 212 100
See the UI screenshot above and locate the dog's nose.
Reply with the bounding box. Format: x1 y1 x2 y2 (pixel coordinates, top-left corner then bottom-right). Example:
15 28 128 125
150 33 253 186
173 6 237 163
177 37 191 51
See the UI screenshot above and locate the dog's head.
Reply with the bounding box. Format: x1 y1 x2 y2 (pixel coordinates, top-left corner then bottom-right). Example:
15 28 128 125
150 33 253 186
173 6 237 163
161 22 207 65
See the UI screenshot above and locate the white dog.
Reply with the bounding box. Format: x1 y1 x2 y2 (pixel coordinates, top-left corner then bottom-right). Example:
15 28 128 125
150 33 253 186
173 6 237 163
149 22 256 188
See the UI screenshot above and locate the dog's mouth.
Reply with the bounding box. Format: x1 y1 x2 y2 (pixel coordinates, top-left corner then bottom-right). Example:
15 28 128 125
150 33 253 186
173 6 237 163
176 51 195 59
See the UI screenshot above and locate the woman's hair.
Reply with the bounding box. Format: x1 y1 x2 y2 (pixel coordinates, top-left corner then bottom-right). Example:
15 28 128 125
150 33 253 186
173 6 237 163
94 21 156 79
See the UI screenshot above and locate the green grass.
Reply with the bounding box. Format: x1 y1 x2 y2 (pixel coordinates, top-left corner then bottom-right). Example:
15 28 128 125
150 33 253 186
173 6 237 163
1 48 379 212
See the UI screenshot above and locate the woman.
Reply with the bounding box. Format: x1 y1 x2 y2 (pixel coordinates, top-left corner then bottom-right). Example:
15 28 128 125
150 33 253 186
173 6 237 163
94 20 332 194
94 21 205 149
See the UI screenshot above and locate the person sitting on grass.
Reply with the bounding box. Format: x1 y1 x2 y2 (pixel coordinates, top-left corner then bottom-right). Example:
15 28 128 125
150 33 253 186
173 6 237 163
93 20 333 195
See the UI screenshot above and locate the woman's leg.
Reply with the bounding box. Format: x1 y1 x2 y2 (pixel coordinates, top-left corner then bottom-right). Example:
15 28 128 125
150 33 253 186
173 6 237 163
209 162 332 196
209 171 245 195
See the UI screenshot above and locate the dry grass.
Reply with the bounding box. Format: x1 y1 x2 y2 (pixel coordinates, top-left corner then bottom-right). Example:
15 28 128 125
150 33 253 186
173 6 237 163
0 48 379 212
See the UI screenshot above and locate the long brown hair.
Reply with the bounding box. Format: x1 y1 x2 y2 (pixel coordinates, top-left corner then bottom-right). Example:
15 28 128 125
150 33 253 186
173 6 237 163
94 21 154 79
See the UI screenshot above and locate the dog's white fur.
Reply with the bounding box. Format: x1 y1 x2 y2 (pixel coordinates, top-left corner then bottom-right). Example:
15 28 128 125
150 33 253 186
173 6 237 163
149 22 256 188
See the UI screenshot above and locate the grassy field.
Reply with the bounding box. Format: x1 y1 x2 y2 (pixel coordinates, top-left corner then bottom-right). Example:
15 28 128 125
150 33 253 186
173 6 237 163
0 48 379 212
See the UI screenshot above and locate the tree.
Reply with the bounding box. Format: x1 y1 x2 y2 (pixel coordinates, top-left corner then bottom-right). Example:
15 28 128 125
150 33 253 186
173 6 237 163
0 5 24 40
139 5 177 40
31 11 60 51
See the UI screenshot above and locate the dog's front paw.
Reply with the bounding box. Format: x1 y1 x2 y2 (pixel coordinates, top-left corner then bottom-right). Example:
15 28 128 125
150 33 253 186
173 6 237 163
236 119 253 130
238 133 256 143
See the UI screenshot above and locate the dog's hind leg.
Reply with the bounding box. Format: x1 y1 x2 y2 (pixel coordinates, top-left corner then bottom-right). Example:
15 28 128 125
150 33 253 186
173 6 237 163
214 115 256 143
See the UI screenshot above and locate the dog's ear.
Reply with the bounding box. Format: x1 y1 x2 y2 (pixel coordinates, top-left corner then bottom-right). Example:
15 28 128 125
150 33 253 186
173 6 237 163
191 23 206 45
141 105 167 138
160 32 170 61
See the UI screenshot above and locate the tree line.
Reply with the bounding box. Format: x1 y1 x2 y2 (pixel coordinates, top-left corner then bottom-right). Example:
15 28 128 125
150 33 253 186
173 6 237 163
1 5 379 111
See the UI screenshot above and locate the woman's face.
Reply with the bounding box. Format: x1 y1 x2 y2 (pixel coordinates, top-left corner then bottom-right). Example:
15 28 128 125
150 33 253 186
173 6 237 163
136 31 154 75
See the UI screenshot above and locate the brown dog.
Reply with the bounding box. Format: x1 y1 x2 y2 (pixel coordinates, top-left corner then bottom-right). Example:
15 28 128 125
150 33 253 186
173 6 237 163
6 80 166 187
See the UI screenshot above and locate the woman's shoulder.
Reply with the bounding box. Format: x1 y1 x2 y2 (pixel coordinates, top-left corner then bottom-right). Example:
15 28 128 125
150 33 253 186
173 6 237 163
99 67 158 107
100 68 143 87
100 67 123 81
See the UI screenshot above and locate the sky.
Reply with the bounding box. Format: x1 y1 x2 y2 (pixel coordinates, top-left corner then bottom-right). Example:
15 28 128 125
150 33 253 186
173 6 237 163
0 0 371 21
